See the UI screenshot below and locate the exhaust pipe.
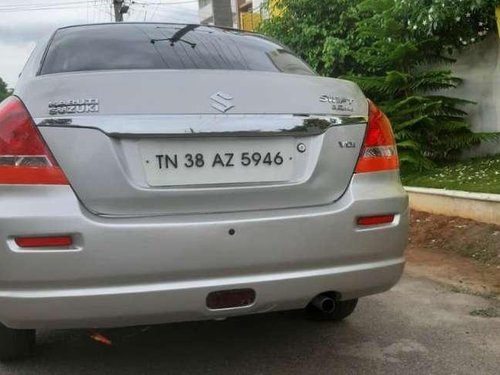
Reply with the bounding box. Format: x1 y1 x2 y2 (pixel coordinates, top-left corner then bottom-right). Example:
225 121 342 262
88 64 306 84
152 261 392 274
311 294 336 313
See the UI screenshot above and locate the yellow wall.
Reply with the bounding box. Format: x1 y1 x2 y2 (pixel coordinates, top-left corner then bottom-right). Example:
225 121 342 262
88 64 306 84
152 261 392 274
496 6 500 38
268 0 283 17
240 0 283 31
240 12 262 31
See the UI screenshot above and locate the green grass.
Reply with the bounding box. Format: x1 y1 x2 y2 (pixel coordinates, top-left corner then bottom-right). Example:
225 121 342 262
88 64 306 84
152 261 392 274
450 286 497 300
402 154 500 194
470 307 500 318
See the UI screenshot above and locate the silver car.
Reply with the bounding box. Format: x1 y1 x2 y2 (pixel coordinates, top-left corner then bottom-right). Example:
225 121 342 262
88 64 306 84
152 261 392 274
0 23 408 360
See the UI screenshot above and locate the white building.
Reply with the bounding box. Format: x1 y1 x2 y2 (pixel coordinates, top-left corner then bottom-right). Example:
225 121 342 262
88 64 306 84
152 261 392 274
198 0 239 28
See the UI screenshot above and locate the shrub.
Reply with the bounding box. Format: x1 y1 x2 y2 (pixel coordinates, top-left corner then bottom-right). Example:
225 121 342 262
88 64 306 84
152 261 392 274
259 0 500 169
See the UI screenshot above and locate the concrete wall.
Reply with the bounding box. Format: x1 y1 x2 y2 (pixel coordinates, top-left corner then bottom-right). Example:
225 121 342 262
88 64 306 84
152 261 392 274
199 0 213 24
406 187 500 225
199 0 237 27
444 34 500 156
212 0 234 27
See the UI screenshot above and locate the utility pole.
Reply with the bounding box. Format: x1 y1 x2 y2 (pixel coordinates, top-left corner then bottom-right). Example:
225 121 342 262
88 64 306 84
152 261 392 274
113 0 129 22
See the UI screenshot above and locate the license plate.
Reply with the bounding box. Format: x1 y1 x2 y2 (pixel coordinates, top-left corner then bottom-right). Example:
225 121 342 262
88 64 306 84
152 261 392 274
140 138 296 186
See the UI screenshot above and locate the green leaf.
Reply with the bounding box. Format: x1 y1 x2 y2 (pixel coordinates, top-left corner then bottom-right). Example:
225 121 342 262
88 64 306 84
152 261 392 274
258 0 499 171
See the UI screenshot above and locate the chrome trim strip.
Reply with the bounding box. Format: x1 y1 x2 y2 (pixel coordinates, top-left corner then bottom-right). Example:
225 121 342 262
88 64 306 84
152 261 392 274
36 114 367 137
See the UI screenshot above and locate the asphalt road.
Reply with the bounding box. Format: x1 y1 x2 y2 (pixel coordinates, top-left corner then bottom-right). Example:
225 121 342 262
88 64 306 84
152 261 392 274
2 274 499 375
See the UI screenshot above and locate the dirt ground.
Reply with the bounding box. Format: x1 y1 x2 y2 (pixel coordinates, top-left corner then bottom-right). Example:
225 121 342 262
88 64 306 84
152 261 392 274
406 210 500 297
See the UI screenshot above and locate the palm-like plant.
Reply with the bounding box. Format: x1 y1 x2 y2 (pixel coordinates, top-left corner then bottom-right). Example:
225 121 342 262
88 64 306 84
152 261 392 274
260 0 500 169
348 0 499 169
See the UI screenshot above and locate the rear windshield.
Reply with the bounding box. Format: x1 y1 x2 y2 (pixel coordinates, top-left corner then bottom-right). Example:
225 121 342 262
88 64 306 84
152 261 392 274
40 23 315 76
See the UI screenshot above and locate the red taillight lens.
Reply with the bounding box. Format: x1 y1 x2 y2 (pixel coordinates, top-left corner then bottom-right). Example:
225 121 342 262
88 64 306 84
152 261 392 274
14 236 73 248
355 100 399 173
0 96 68 184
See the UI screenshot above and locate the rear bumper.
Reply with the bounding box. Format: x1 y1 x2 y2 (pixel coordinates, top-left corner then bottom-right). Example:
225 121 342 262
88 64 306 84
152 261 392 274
0 172 408 329
0 260 404 329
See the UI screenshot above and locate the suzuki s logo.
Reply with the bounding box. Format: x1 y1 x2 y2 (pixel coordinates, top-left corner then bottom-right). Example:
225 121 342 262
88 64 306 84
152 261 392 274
210 92 234 113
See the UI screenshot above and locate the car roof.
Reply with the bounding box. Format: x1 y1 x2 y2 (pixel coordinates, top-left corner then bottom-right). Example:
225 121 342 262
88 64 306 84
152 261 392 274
55 22 250 35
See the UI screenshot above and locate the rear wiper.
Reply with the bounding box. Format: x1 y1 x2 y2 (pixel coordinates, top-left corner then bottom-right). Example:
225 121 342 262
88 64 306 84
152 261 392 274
151 24 198 48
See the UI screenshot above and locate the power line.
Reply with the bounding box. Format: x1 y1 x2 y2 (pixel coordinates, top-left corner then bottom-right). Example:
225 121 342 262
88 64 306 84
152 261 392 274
0 0 199 23
87 0 111 22
97 0 110 23
0 1 92 10
0 0 119 17
0 4 93 13
100 0 114 20
129 7 199 23
127 1 200 22
134 4 200 16
127 0 199 21
0 0 86 3
132 1 197 6
149 0 161 20
0 0 88 6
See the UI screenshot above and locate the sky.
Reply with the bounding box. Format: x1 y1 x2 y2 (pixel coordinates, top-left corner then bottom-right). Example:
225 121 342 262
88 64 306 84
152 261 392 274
0 0 200 88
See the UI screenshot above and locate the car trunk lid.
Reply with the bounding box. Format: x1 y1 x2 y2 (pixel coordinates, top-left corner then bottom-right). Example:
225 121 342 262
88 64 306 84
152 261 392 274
19 70 368 216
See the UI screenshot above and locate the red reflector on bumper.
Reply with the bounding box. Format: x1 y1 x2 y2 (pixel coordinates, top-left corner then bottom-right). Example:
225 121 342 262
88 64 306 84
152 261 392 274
15 236 73 248
357 215 395 226
206 289 256 310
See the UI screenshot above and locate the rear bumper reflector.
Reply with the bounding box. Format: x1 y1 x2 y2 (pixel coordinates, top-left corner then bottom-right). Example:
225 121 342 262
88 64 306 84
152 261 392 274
357 215 395 226
206 288 256 310
14 236 73 248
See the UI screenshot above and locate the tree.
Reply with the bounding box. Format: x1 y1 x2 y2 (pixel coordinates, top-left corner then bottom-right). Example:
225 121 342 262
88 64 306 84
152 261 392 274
0 77 11 102
349 0 499 167
259 0 363 77
259 0 500 169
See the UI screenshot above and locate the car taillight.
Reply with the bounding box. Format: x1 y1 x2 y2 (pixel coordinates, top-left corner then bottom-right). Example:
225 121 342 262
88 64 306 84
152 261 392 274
0 96 68 184
355 100 399 173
